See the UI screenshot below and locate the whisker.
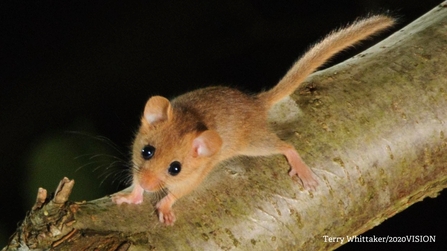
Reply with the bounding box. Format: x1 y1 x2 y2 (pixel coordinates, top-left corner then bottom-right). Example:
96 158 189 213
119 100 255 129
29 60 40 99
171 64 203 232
93 135 128 157
120 172 133 187
86 153 125 161
75 153 123 161
74 153 99 160
75 159 111 172
93 160 126 172
99 169 127 187
130 161 141 174
155 182 168 202
99 163 133 187
65 131 129 158
61 130 136 193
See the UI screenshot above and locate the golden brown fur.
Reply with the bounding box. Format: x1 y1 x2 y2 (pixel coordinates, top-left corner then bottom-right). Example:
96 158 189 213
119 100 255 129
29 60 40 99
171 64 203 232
113 15 395 225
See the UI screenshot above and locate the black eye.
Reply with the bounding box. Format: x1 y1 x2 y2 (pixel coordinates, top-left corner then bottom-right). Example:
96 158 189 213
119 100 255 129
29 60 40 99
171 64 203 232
141 145 155 160
168 161 181 176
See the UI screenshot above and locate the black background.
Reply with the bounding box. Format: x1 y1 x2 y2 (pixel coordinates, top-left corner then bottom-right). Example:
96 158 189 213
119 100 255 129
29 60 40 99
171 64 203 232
1 0 446 249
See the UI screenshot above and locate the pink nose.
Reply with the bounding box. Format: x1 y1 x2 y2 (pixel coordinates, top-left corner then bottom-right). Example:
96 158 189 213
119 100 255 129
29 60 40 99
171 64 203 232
138 173 162 192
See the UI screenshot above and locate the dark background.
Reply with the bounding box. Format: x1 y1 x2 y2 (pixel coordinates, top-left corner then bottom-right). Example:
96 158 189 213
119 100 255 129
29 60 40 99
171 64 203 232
1 0 445 249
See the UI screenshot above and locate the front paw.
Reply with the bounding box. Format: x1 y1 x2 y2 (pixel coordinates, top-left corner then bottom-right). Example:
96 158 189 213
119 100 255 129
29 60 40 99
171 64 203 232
157 208 176 226
156 201 176 226
112 192 143 205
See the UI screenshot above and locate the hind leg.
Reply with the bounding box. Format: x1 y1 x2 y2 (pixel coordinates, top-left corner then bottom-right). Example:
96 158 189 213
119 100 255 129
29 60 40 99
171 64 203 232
279 143 318 190
241 132 318 190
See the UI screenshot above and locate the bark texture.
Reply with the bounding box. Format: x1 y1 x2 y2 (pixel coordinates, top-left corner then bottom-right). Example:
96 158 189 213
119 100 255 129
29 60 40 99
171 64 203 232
3 3 447 250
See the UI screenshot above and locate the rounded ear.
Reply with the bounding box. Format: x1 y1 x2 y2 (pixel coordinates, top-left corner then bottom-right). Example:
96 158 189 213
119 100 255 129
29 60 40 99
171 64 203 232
143 96 172 124
192 130 222 158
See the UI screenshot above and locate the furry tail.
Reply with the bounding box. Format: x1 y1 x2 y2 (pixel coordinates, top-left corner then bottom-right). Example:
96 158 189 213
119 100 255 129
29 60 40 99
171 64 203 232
258 15 395 106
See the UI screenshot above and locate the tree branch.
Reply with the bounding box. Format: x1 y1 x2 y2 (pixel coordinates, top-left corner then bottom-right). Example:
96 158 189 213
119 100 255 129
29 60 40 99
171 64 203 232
4 3 447 250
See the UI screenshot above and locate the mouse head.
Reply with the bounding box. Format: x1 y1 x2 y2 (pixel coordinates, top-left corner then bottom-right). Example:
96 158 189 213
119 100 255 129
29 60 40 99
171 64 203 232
132 96 222 192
